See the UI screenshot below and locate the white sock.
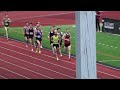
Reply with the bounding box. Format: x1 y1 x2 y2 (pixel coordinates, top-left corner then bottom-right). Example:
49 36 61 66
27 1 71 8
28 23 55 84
57 57 59 61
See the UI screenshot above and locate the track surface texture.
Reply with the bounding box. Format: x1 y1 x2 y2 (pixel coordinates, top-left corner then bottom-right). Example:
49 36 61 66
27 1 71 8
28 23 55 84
0 38 120 79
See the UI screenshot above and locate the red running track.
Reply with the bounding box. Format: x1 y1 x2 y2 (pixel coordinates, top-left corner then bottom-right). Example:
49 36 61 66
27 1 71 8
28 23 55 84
0 37 120 79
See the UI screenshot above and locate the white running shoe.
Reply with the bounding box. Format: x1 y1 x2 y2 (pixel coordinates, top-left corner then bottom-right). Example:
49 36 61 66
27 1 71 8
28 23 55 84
39 51 41 54
57 58 59 61
41 45 43 48
31 49 33 51
26 45 28 47
60 54 62 57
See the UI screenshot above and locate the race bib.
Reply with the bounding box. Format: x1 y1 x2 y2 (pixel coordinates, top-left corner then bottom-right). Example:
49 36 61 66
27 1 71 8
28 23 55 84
37 35 41 38
5 23 8 25
30 32 33 35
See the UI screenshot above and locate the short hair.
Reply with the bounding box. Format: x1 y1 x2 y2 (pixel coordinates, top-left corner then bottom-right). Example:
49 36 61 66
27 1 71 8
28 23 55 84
57 28 61 31
5 14 8 16
30 23 32 24
26 22 29 24
36 22 40 24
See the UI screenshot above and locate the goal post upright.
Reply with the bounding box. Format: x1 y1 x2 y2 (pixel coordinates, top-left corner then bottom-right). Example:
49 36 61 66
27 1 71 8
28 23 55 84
75 11 97 79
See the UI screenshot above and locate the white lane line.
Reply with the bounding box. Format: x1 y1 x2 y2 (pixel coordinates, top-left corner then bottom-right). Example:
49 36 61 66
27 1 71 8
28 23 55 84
0 39 76 65
0 51 75 79
97 70 120 78
110 46 113 47
97 63 120 71
102 44 105 45
98 60 120 62
0 43 75 72
0 58 53 79
106 45 109 46
1 44 119 79
0 75 8 79
10 12 74 22
0 67 30 79
1 37 120 78
98 43 101 44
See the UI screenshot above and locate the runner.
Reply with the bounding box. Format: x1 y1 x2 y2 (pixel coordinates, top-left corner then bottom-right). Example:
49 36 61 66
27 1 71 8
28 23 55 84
23 22 29 47
28 23 34 51
34 26 42 54
63 28 71 59
2 14 11 40
57 28 63 48
35 22 43 48
51 30 62 60
48 26 55 54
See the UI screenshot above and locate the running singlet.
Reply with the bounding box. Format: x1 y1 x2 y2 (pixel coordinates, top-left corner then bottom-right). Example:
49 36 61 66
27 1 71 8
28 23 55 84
4 18 9 27
53 35 59 44
24 26 29 35
58 32 63 41
36 30 42 39
29 27 34 35
64 33 70 45
49 31 54 38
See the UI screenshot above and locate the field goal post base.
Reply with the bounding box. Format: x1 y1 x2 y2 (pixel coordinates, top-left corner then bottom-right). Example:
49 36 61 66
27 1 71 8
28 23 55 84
75 11 97 79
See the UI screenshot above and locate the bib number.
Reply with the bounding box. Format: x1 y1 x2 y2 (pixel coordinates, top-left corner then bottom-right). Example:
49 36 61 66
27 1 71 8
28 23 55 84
37 35 41 38
30 32 33 35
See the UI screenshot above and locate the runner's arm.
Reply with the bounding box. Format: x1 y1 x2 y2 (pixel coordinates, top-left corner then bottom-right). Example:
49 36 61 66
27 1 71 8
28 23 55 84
2 18 4 26
8 18 11 23
23 27 25 34
34 28 36 37
51 36 53 42
48 32 50 39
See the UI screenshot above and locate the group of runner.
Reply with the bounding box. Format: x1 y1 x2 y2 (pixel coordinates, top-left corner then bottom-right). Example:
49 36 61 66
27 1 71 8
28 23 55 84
2 14 71 60
47 26 71 60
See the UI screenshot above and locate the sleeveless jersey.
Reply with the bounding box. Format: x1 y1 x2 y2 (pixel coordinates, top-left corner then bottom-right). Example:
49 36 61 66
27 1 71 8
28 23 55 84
4 18 9 26
29 27 34 35
53 35 59 44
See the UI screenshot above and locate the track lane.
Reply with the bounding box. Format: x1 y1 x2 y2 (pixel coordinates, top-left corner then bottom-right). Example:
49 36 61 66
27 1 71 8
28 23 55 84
1 38 120 79
0 51 74 79
0 42 76 78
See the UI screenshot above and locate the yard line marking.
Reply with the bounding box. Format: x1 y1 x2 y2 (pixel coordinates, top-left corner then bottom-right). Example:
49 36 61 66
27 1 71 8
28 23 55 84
0 43 75 72
0 58 53 79
97 42 119 49
0 51 75 79
0 66 30 79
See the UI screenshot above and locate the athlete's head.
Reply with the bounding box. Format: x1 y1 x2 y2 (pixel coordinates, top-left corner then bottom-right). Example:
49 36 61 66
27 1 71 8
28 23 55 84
26 22 29 26
52 25 55 28
5 14 8 18
36 22 40 26
29 23 33 27
50 26 54 32
66 28 69 33
54 30 58 35
57 28 61 32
